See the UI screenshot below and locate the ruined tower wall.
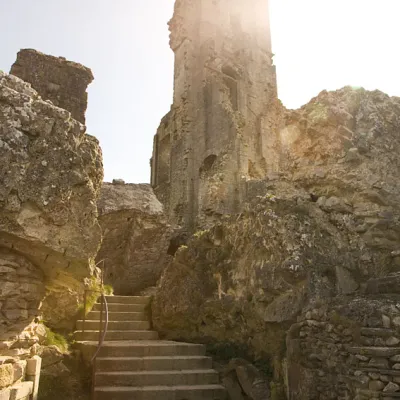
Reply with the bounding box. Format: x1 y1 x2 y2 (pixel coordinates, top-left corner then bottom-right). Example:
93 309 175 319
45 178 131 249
10 49 94 124
151 0 278 229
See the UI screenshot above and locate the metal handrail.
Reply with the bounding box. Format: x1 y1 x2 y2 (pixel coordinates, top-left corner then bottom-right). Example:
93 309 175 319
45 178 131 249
82 258 107 326
91 293 109 362
80 259 110 400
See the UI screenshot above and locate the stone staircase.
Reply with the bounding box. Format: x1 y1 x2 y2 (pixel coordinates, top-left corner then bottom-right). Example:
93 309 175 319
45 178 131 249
75 295 226 400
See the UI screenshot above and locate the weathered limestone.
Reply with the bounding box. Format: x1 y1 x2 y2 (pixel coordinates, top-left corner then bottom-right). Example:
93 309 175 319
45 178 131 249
10 49 93 124
152 196 344 363
153 84 400 398
151 0 277 230
0 69 103 331
1 51 101 399
96 182 172 295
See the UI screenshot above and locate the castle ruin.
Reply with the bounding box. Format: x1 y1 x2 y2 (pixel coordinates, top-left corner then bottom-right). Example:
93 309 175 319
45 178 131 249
151 0 278 229
10 49 94 124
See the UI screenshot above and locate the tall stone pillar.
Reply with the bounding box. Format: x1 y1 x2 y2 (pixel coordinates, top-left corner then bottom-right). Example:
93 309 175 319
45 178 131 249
151 0 278 229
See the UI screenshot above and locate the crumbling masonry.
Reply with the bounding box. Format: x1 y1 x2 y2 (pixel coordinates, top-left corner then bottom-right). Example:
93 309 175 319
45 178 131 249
10 49 93 124
151 0 278 229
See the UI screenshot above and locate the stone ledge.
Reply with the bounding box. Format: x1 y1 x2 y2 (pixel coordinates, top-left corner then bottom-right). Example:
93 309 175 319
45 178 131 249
348 347 400 357
361 328 397 338
358 368 400 376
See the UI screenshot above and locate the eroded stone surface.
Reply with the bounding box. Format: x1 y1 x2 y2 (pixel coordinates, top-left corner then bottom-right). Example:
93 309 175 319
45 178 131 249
153 85 400 399
0 364 13 389
0 70 103 330
10 49 93 124
151 0 277 229
0 249 44 335
96 182 172 295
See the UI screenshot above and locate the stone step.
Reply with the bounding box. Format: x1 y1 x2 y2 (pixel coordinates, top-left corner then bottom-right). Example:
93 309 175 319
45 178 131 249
92 303 147 312
87 311 147 321
80 341 206 358
94 385 227 400
76 320 150 331
95 369 219 386
74 330 159 341
105 295 151 305
348 347 400 357
96 356 213 372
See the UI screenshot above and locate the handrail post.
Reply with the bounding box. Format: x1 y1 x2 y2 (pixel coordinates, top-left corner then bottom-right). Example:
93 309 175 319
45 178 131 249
99 295 104 347
83 290 87 336
91 260 109 400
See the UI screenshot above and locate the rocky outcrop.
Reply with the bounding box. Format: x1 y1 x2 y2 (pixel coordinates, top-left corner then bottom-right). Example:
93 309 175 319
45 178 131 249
10 49 94 124
152 197 349 377
153 87 400 398
0 70 103 334
96 182 172 295
279 87 400 259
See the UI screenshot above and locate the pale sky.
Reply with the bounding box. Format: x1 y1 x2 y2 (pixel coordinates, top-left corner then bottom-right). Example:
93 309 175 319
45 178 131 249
1 0 400 183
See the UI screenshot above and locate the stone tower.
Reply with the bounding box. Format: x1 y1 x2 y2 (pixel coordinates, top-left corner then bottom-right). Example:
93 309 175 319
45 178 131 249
11 49 94 124
151 0 278 230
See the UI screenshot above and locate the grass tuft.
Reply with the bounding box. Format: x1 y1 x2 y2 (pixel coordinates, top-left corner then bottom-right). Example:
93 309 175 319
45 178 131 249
44 327 68 353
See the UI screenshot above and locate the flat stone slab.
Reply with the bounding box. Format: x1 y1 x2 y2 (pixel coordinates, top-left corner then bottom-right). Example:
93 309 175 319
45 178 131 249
359 368 400 376
348 347 400 357
9 381 33 400
361 328 397 338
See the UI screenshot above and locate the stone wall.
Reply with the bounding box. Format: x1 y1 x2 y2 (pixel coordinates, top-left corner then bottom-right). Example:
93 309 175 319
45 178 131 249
0 250 44 335
10 49 94 124
287 294 400 400
151 0 278 230
96 181 172 295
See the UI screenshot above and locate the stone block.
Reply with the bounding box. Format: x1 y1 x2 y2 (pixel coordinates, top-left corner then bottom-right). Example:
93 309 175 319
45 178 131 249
26 356 41 400
368 357 389 369
12 362 26 383
236 363 270 400
222 373 245 400
9 382 33 400
369 380 385 391
0 365 13 390
383 315 391 329
10 49 93 124
0 388 10 400
26 357 41 376
384 382 400 393
387 337 400 346
40 345 64 368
